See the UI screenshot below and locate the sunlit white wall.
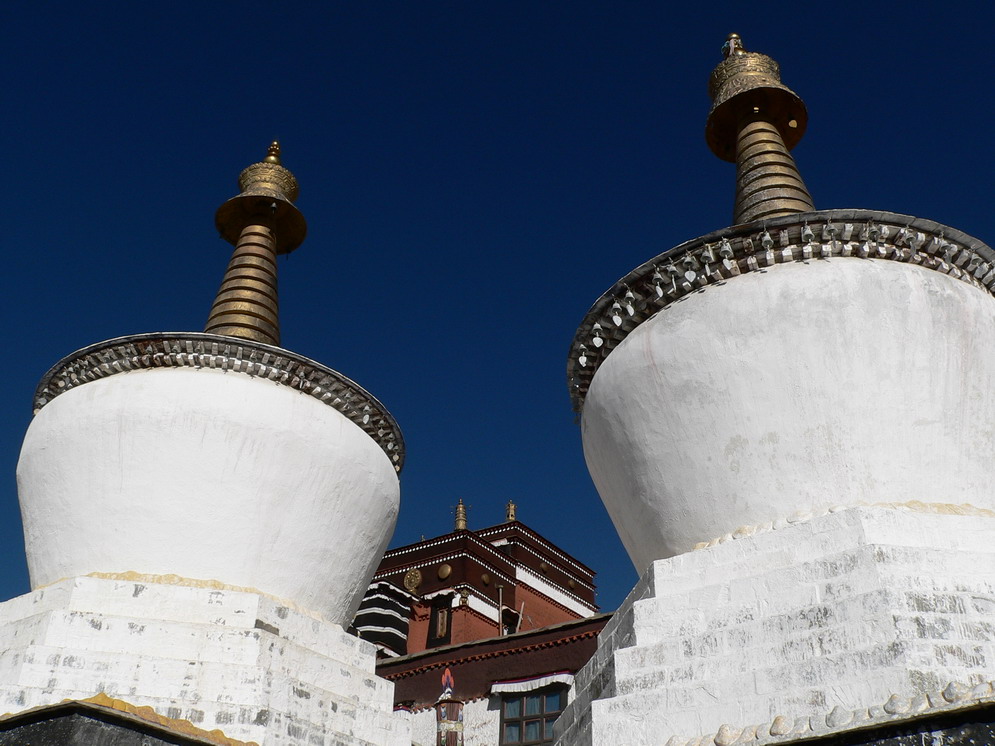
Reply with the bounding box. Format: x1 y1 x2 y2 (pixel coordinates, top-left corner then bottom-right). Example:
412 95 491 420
582 258 995 571
17 366 399 626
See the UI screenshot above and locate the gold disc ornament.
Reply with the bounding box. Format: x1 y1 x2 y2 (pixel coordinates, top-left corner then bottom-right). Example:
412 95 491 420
403 568 422 593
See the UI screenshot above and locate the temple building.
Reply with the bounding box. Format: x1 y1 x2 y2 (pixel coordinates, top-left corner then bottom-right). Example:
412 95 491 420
353 501 599 656
352 503 609 746
0 31 992 746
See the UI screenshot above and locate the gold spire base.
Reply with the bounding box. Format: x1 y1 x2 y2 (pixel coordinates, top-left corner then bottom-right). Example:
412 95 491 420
733 118 814 225
215 194 306 256
205 224 281 346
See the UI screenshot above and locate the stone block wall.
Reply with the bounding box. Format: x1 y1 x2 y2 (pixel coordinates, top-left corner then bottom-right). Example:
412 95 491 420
0 576 410 746
555 505 995 746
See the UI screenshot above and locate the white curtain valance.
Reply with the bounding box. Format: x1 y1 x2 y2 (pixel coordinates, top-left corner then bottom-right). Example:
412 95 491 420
490 673 574 694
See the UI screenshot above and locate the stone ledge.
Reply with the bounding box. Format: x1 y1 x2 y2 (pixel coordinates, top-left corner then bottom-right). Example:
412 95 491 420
555 506 995 746
0 697 254 745
0 576 409 746
665 679 995 746
690 500 995 551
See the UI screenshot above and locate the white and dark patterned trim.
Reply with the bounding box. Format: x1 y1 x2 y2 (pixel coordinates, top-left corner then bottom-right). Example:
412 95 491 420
476 525 596 579
567 209 995 413
32 332 405 471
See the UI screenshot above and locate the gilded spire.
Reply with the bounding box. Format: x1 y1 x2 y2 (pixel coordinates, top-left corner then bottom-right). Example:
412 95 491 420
205 142 308 347
706 34 815 225
454 499 468 531
506 500 517 522
263 141 282 164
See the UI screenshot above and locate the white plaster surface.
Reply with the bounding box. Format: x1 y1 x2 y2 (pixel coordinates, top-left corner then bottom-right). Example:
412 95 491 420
582 259 995 570
17 367 400 625
554 506 995 746
408 697 501 746
0 576 411 746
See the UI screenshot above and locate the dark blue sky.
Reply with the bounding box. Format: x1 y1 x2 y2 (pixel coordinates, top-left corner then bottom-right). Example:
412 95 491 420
2 3 992 613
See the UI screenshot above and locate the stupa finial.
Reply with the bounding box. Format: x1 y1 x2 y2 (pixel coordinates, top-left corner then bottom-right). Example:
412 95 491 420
264 141 282 164
205 142 308 346
721 32 746 58
706 35 815 224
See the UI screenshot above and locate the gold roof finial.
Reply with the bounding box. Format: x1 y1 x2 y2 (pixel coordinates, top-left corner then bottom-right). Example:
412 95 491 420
454 499 468 532
205 142 309 347
506 500 517 522
263 141 282 164
722 32 746 58
706 34 815 224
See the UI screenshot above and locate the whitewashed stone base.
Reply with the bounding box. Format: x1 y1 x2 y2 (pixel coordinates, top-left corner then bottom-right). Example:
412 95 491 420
0 576 411 746
409 697 500 746
555 505 995 746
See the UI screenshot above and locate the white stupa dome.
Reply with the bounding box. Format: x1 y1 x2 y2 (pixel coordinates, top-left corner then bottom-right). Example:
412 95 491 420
570 211 995 571
16 145 404 626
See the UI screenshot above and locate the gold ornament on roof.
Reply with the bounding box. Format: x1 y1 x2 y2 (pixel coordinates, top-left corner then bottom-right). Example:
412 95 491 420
506 500 517 522
454 499 468 531
403 568 422 593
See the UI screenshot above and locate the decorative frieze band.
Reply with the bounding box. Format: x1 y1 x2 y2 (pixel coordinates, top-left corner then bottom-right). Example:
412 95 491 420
33 332 405 472
567 209 995 413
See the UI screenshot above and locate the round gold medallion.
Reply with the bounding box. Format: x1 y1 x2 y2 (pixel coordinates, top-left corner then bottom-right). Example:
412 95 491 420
438 563 452 580
403 568 422 593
